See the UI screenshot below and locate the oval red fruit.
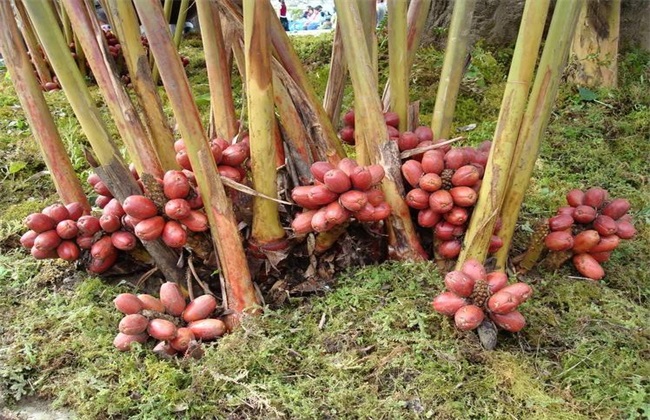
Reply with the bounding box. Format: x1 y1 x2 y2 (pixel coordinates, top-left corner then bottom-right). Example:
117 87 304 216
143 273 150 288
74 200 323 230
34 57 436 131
182 294 218 322
445 271 475 297
544 230 574 251
490 311 526 332
454 305 485 331
160 282 186 316
572 253 605 280
432 292 467 316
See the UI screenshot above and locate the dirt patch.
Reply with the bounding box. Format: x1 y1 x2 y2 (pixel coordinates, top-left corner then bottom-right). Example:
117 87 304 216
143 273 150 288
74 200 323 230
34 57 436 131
2 398 75 420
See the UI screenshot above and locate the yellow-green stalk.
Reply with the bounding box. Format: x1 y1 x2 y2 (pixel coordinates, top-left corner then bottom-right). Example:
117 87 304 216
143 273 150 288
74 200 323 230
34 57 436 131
106 0 178 171
0 1 89 210
387 0 408 132
323 23 347 124
196 0 238 141
23 0 184 283
64 0 164 178
134 0 260 316
253 2 347 163
243 0 286 248
14 0 54 85
357 0 378 78
150 0 174 84
382 0 432 111
494 0 584 271
430 0 477 140
172 0 189 49
456 0 551 267
334 0 427 261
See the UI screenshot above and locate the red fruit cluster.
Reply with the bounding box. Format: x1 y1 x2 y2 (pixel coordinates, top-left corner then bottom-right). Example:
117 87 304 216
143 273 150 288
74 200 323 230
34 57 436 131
21 202 87 261
544 187 636 280
21 199 136 274
291 158 390 234
174 136 249 183
338 110 435 153
401 141 501 259
431 259 531 333
125 170 212 248
113 282 226 358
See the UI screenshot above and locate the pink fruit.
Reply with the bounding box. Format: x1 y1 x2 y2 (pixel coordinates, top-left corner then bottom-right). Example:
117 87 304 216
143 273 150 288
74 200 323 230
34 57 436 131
490 311 526 332
593 215 618 237
417 208 442 228
454 305 485 331
170 327 195 351
406 189 430 210
616 220 636 239
20 230 39 249
566 189 585 207
449 186 477 207
135 216 166 241
544 230 574 251
461 259 487 281
310 162 335 183
123 195 158 220
323 169 352 193
163 170 191 199
114 293 143 314
486 272 508 293
583 187 608 209
111 231 137 251
160 282 186 316
429 190 454 214
339 190 368 212
500 282 533 303
164 198 192 220
119 314 149 335
601 198 630 220
401 160 424 188
487 291 518 314
444 271 475 298
572 230 600 253
419 173 443 192
431 292 467 316
34 230 62 251
421 150 445 174
451 165 480 187
548 214 574 231
179 211 209 232
25 213 56 233
188 318 227 340
77 215 101 236
137 294 166 312
291 210 316 234
42 203 70 223
182 294 218 322
56 220 79 239
573 253 605 280
147 318 178 341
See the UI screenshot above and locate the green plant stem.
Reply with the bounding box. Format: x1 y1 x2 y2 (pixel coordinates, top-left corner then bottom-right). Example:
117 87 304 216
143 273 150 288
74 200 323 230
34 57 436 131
387 0 408 132
243 0 286 248
196 0 238 141
64 0 164 178
14 0 53 85
23 0 184 283
106 0 178 172
323 22 347 124
134 0 260 316
334 0 427 261
382 0 432 111
430 0 477 140
494 0 584 271
457 0 551 267
0 1 89 210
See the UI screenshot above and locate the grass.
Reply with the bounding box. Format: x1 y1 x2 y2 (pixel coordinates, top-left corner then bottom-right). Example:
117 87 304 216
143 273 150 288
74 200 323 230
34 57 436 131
0 31 649 419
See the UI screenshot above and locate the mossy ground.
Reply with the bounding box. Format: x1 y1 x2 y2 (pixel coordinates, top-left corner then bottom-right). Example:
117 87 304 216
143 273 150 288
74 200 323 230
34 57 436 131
0 34 649 419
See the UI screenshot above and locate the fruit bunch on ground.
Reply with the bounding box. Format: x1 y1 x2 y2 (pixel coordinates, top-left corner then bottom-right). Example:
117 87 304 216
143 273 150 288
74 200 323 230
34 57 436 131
432 259 532 332
113 282 225 358
401 141 502 259
291 159 390 234
544 187 636 280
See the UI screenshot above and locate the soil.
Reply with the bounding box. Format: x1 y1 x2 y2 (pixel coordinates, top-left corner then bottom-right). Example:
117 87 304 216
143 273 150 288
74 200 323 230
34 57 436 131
2 398 75 420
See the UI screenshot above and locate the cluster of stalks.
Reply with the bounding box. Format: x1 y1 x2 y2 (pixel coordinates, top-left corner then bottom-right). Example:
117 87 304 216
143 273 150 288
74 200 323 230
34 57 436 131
2 0 596 348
